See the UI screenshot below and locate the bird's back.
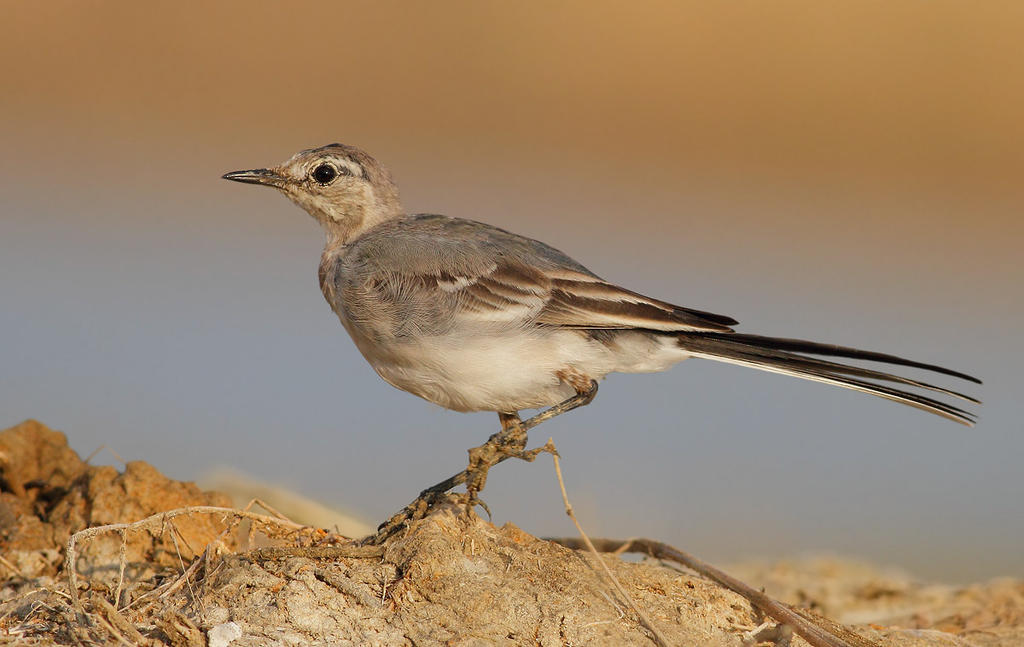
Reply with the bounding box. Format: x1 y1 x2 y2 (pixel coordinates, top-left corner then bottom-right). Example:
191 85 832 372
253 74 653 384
342 214 598 279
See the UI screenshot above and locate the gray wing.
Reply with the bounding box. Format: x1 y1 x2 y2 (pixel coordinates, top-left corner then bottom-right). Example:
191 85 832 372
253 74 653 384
340 215 737 335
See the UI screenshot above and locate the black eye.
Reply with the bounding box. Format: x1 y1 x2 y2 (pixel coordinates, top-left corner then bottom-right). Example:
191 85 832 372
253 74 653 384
311 163 338 185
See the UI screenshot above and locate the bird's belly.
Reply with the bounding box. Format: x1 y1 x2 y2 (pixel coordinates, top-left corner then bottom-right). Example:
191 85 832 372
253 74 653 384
362 330 607 413
340 315 689 412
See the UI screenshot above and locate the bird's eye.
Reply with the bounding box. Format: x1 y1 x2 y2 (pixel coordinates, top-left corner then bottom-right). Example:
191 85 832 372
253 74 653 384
311 163 338 185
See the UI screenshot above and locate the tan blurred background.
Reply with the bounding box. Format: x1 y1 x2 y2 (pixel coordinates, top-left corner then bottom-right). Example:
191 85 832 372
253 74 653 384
2 2 1021 581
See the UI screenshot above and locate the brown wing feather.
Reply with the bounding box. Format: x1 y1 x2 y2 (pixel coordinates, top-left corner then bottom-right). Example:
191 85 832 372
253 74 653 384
426 261 737 333
537 275 736 332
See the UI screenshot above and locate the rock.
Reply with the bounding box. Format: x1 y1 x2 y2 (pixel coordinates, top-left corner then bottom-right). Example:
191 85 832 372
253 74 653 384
208 621 243 647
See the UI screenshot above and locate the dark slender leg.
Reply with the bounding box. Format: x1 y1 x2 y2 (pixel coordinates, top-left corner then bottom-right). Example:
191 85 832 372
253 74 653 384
364 380 598 545
519 380 598 432
464 413 527 508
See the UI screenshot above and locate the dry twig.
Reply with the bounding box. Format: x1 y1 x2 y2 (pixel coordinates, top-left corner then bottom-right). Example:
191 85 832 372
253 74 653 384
0 553 25 579
547 536 880 647
130 547 206 615
549 442 672 647
64 505 308 613
90 593 151 646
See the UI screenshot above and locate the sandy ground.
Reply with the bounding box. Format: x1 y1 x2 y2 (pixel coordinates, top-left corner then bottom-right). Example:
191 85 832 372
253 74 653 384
1 420 1021 646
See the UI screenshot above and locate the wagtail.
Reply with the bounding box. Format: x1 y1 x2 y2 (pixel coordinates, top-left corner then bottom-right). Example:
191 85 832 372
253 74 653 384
224 143 980 521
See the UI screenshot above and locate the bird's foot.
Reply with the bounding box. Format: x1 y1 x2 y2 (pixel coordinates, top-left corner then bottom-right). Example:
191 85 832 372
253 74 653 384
464 434 558 517
366 487 453 546
363 418 524 544
365 415 562 545
464 416 526 516
365 388 594 546
464 412 555 513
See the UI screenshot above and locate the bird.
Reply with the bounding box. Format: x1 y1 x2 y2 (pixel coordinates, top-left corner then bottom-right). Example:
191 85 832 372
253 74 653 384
223 143 980 525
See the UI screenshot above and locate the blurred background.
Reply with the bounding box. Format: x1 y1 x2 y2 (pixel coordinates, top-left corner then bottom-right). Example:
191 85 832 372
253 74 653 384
2 2 1020 582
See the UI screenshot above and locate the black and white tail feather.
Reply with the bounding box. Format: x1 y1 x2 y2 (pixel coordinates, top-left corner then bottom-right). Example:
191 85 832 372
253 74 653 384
676 331 980 426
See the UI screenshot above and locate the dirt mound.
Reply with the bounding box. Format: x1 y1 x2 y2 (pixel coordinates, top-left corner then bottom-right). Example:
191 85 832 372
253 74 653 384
1 420 1022 646
210 509 770 646
1 420 235 579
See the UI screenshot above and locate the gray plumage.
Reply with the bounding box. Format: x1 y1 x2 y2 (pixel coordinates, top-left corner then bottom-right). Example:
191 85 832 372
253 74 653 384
224 143 980 425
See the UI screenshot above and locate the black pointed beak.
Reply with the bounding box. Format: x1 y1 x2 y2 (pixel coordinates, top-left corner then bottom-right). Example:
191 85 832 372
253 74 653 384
222 168 285 187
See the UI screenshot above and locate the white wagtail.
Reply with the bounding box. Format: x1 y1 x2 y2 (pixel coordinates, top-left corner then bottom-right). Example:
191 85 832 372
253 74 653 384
224 143 980 534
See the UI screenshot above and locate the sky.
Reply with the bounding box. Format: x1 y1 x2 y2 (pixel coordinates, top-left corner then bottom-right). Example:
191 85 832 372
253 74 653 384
2 1 1021 582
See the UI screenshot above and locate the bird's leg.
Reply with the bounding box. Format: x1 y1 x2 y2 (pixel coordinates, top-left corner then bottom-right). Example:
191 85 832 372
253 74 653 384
465 379 600 509
364 380 598 545
520 378 599 432
464 412 529 515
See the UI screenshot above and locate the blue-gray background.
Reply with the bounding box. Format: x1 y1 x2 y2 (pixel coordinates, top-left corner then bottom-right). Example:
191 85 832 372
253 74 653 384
2 2 1020 582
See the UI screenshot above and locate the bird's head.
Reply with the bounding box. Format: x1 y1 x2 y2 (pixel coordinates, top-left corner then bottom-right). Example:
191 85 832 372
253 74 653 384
223 143 402 243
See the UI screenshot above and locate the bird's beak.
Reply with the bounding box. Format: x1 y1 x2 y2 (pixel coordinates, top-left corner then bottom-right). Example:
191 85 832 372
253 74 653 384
221 168 285 187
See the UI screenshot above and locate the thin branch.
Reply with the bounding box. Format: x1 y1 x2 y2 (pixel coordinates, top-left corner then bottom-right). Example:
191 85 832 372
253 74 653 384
550 444 671 647
242 497 293 523
0 553 26 579
131 548 205 616
90 593 150 646
547 537 880 647
65 505 308 613
167 520 202 616
113 529 127 609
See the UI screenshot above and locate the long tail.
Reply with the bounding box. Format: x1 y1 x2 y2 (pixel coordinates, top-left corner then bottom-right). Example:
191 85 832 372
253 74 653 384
676 332 981 426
